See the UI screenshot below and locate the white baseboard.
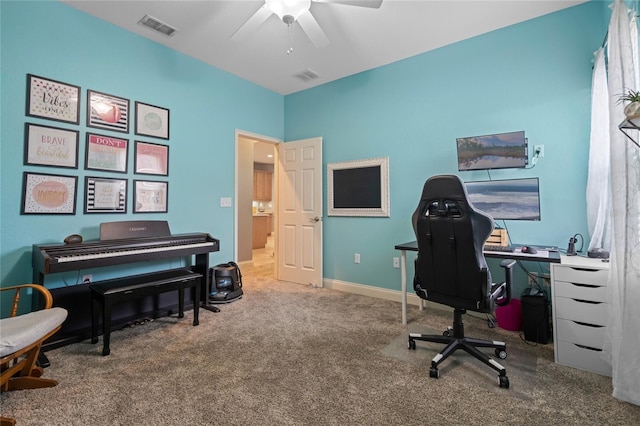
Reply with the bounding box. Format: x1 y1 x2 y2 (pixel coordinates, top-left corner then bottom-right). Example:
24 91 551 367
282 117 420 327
323 278 425 307
322 278 487 320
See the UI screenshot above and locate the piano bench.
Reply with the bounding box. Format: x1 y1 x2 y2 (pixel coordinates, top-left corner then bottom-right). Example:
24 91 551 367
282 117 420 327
89 268 202 356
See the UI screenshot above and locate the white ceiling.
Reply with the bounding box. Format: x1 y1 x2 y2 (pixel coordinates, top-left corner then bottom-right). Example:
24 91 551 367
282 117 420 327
62 0 587 96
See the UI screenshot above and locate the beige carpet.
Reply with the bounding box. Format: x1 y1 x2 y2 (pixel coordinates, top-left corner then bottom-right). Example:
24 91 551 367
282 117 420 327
2 271 639 425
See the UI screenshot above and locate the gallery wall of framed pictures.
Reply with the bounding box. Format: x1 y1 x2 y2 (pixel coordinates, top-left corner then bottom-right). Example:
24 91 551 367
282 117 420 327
21 73 171 215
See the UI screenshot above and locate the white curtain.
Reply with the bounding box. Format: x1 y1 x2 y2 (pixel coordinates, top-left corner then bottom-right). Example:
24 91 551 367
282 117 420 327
602 0 640 406
586 47 611 252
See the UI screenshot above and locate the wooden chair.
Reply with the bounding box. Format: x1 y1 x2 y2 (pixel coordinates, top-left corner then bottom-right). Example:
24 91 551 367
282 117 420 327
1 284 67 426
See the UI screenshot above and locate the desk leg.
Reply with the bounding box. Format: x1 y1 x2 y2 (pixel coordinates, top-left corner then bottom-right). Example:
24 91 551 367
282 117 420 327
401 250 407 325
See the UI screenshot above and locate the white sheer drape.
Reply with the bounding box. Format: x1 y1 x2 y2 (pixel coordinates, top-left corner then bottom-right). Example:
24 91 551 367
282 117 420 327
586 47 611 252
602 0 640 406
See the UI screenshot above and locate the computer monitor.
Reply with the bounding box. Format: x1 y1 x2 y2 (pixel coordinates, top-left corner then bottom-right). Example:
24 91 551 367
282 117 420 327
465 177 541 221
456 130 528 171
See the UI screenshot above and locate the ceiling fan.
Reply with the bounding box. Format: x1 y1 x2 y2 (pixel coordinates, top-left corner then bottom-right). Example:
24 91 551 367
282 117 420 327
231 0 383 50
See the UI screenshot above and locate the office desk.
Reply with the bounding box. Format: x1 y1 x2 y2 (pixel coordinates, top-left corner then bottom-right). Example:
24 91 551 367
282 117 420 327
394 241 561 324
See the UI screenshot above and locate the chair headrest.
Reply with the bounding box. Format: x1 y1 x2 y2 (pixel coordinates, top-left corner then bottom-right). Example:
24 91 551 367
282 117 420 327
419 174 468 204
412 174 494 236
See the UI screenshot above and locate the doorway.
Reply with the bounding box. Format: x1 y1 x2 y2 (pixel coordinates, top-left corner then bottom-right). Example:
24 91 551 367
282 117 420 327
235 132 324 286
251 144 275 278
235 130 280 280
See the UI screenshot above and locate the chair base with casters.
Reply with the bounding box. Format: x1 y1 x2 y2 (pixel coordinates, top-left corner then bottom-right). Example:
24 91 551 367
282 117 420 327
408 307 510 389
1 284 68 426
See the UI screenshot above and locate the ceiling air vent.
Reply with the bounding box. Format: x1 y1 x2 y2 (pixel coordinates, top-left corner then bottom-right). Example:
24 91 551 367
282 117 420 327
138 15 179 37
292 69 320 83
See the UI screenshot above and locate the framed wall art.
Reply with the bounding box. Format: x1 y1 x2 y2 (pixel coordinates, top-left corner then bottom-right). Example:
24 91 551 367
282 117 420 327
26 74 80 124
87 90 130 133
24 123 79 169
135 102 169 140
85 133 128 173
21 172 78 215
85 176 127 214
134 180 168 213
134 141 169 176
327 157 390 217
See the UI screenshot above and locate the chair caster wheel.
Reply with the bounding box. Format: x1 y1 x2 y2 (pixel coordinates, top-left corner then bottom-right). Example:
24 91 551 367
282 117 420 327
429 367 440 378
499 375 510 389
495 349 507 359
408 339 416 350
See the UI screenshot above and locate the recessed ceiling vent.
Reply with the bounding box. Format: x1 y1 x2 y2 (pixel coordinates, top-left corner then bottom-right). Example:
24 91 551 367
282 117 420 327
292 69 320 83
138 15 179 37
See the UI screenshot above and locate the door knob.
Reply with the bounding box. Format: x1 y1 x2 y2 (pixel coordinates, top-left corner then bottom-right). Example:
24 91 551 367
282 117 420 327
310 216 320 223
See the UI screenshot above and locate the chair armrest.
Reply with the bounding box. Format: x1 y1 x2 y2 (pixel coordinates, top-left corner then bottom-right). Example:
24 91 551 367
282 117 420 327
0 284 53 318
492 259 516 306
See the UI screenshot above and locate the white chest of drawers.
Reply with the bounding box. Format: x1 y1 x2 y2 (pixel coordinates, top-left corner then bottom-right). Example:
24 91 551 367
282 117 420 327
550 255 611 376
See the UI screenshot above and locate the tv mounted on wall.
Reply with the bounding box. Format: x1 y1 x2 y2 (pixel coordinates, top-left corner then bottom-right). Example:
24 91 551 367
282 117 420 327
465 177 541 221
456 130 528 171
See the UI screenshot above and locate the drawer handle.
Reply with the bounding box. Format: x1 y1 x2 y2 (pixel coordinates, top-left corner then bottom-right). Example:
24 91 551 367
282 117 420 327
570 267 600 272
571 298 602 304
574 343 602 352
570 282 600 289
573 321 604 328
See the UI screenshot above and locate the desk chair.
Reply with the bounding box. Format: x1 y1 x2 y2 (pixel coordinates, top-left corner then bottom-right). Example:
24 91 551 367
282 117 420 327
407 175 515 388
1 284 68 426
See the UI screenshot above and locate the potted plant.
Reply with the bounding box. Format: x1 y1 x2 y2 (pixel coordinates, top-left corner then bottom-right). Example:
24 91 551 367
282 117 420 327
619 89 640 121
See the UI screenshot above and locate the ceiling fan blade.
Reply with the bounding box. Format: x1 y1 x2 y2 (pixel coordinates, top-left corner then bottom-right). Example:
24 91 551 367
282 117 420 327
231 4 273 41
313 0 383 8
297 12 330 48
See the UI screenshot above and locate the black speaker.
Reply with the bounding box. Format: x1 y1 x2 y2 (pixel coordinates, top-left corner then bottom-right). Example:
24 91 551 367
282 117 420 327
521 292 550 344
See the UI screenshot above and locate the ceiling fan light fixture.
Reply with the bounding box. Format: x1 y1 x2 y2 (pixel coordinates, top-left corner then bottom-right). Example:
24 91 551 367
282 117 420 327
266 0 311 23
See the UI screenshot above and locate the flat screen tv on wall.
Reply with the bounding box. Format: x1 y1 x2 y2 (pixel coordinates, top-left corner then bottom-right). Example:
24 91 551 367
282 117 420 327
456 130 528 171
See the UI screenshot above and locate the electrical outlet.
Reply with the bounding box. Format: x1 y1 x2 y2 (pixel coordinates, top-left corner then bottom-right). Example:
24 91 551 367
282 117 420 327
82 274 92 283
354 253 360 264
393 257 400 268
220 197 232 207
534 145 544 158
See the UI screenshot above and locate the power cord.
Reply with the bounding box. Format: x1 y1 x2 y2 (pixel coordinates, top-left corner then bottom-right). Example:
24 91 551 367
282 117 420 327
566 233 584 256
529 146 542 167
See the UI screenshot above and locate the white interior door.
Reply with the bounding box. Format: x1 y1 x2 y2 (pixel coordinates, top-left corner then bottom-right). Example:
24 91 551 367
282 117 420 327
277 137 323 287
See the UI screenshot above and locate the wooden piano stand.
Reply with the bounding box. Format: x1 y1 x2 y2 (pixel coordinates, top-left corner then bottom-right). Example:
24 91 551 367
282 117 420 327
89 268 202 356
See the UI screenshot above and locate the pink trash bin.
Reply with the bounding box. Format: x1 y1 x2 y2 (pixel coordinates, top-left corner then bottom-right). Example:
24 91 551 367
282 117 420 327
495 298 522 331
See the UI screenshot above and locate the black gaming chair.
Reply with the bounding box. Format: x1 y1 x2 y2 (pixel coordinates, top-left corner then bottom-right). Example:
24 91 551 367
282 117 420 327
407 175 515 388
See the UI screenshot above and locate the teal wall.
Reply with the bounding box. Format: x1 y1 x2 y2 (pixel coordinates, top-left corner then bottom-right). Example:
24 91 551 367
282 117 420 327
0 1 283 293
1 1 611 301
284 1 608 292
